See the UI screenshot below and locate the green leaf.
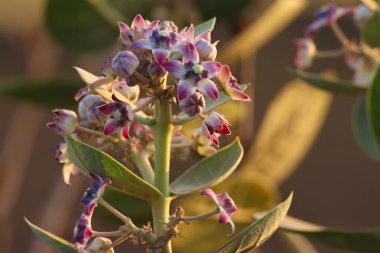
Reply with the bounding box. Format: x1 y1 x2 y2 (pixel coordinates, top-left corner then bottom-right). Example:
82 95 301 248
0 78 80 108
367 65 380 147
170 138 243 195
353 97 380 160
194 18 216 37
215 192 293 253
25 218 78 253
45 0 117 52
291 69 368 95
175 85 248 124
363 11 380 48
277 215 380 253
66 136 162 203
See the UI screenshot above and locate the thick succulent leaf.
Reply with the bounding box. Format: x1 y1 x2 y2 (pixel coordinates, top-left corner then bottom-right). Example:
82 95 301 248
0 78 80 108
170 138 243 195
175 85 248 124
353 97 380 160
291 69 368 95
215 192 293 253
66 136 162 203
194 17 216 36
25 218 79 253
276 215 380 253
45 0 118 52
367 65 380 147
363 11 380 48
245 79 332 183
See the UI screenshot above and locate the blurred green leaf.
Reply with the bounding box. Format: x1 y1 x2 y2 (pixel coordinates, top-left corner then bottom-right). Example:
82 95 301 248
45 0 117 52
353 97 380 160
367 65 380 147
363 11 380 48
276 215 380 253
0 78 80 108
245 79 332 183
66 136 162 203
291 69 368 95
215 192 293 253
25 218 78 253
170 138 243 195
197 0 251 21
194 18 216 36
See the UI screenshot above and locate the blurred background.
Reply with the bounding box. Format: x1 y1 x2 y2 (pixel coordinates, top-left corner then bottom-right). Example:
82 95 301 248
0 0 379 252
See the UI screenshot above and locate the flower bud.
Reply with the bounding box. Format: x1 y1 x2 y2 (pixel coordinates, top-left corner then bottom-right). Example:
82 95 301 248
47 109 78 136
78 95 106 125
113 80 140 103
86 237 114 253
195 39 217 61
353 4 374 29
179 92 205 116
148 62 166 78
112 50 139 77
294 38 316 69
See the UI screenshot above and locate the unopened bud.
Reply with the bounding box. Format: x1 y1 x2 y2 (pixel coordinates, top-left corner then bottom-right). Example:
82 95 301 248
47 109 77 136
148 62 166 78
179 92 205 116
78 95 106 125
195 39 217 61
112 51 139 77
86 237 114 253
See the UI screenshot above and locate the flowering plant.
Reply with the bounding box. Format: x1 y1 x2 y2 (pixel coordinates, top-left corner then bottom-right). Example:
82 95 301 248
26 15 293 253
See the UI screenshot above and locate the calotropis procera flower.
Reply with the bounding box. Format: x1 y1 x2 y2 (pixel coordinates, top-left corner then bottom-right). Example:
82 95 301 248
118 14 159 50
163 43 221 100
305 4 355 36
56 141 79 185
98 95 134 139
81 171 111 206
293 38 317 69
78 94 106 125
181 25 218 61
201 188 237 236
345 54 376 86
179 92 206 116
112 50 140 78
130 21 180 65
202 112 231 147
74 204 96 253
47 109 78 136
216 65 250 101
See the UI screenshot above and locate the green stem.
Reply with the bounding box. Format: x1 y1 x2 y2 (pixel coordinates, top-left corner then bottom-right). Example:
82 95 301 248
152 97 173 253
131 152 154 185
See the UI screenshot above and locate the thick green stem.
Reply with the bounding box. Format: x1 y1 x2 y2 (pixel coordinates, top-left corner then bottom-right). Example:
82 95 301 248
152 98 173 253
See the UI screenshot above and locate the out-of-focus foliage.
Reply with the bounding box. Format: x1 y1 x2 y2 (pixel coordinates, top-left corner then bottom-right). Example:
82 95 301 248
363 11 380 48
367 65 380 147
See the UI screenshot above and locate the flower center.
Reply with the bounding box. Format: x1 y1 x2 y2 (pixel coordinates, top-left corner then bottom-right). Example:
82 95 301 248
192 64 203 74
113 110 122 120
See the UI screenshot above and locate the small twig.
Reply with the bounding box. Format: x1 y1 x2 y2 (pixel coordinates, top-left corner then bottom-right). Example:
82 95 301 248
330 22 360 54
315 48 345 58
99 199 129 223
181 208 220 222
76 125 120 144
134 114 156 125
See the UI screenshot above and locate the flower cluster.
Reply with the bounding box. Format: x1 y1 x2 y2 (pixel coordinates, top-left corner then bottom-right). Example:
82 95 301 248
294 3 379 86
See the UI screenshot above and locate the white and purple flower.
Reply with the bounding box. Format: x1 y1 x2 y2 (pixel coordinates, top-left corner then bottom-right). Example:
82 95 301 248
293 38 317 69
74 203 96 253
201 188 237 236
163 43 221 101
179 92 206 116
112 50 140 78
217 65 250 101
98 94 134 139
202 112 231 147
305 4 355 37
47 109 78 136
55 141 80 185
81 171 111 206
78 94 106 125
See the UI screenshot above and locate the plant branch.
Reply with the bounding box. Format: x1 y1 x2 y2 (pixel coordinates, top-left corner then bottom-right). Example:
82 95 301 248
130 152 154 184
76 125 120 144
99 199 129 223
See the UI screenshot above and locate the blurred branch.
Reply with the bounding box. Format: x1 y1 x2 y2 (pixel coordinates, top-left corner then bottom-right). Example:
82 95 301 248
86 0 125 27
218 0 309 65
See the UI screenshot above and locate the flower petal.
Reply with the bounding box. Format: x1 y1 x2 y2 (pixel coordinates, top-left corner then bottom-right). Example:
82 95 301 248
198 79 219 100
200 188 218 204
62 163 75 185
162 60 185 79
201 61 222 77
177 79 196 100
197 30 211 41
182 24 195 42
225 87 251 102
103 119 120 135
97 102 118 115
218 65 231 87
152 48 171 65
121 123 131 139
131 14 147 29
130 39 153 50
180 43 199 63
